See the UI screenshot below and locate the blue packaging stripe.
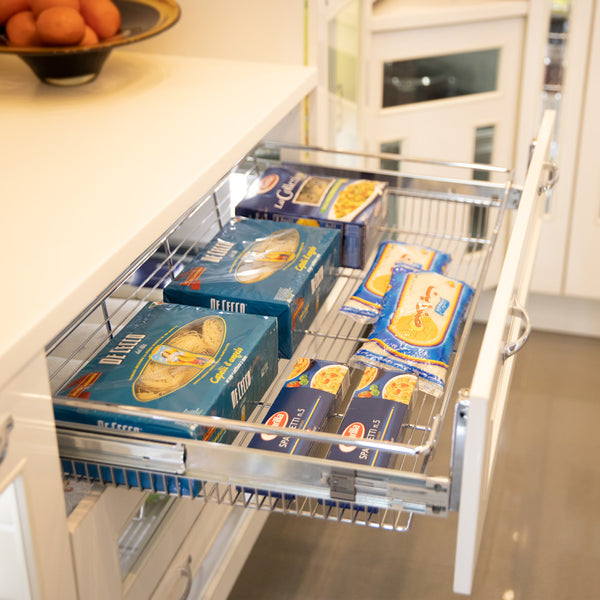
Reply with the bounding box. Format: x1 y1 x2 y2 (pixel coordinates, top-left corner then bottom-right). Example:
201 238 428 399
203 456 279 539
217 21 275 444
62 460 202 497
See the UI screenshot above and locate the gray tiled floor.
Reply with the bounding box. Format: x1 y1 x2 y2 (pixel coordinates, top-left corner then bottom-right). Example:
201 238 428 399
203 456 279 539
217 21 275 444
228 326 600 599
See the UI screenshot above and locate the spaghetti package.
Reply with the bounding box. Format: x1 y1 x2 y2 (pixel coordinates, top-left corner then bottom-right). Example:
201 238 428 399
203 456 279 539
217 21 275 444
326 367 417 468
248 358 349 456
54 303 278 441
163 218 340 358
340 240 451 323
350 266 473 396
234 166 387 268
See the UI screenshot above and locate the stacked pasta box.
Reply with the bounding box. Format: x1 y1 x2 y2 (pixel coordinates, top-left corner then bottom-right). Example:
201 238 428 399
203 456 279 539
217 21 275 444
234 166 388 269
54 303 278 442
163 218 340 358
247 358 350 456
240 358 349 500
326 367 417 468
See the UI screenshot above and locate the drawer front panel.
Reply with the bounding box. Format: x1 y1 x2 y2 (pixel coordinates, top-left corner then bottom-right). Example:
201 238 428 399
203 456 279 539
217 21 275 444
453 110 557 595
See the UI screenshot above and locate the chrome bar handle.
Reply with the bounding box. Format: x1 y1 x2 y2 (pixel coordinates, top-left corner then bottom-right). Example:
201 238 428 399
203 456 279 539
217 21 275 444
0 415 14 465
539 160 559 195
503 299 531 361
170 555 192 600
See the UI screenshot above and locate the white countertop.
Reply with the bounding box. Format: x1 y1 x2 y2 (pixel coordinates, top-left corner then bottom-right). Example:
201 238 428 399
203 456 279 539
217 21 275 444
0 51 316 389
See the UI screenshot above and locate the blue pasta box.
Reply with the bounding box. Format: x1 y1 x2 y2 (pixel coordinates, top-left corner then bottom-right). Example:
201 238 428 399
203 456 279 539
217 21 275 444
54 303 278 442
234 166 387 269
163 218 340 358
326 368 417 468
248 358 350 455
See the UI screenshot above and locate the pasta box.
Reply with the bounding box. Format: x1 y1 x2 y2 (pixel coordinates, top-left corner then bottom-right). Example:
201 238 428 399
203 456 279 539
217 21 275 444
163 218 340 358
326 368 417 468
234 166 387 269
248 358 350 456
54 302 278 442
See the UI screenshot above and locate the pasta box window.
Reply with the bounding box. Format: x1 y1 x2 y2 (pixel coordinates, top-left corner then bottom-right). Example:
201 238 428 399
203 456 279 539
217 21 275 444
248 358 350 456
54 302 278 442
163 218 340 358
326 368 417 468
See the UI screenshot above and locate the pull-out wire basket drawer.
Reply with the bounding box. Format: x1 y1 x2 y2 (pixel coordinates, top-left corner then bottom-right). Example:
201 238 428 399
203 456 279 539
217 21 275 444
48 143 517 531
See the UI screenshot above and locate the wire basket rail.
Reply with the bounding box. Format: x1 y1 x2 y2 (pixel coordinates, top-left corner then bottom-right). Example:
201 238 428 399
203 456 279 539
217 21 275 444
48 143 517 529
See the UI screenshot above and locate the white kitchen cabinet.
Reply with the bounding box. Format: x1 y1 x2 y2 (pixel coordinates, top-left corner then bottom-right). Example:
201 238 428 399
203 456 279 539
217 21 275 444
364 4 524 165
0 50 316 599
522 0 600 336
560 0 600 299
0 3 558 599
0 354 77 600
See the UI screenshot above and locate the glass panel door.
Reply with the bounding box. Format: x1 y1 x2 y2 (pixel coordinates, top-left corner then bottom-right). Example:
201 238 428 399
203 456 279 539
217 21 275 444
382 49 500 108
327 0 361 150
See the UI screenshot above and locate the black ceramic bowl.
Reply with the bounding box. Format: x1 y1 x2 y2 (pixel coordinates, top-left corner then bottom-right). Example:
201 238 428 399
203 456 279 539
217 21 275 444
0 0 180 85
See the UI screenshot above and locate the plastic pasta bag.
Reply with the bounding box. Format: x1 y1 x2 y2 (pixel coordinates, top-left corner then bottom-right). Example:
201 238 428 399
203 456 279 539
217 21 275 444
340 241 451 323
350 265 473 396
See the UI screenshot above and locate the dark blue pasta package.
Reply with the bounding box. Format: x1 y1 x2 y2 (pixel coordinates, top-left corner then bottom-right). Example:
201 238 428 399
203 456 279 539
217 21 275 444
350 265 474 396
340 240 451 323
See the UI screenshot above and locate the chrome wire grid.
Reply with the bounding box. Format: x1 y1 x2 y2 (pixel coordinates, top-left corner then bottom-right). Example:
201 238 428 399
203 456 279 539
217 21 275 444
49 143 515 528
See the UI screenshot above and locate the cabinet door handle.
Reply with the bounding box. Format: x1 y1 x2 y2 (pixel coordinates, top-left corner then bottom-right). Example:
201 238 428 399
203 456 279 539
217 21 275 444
0 414 14 465
539 160 559 195
171 554 192 600
503 299 531 361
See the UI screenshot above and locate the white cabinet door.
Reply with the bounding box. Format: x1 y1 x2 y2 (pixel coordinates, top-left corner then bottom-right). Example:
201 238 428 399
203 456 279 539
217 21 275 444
365 17 524 167
563 0 600 299
0 353 77 600
530 0 596 296
454 110 556 595
364 16 529 288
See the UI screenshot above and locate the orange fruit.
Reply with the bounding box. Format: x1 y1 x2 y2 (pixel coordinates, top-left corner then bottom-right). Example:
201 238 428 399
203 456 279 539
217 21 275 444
5 10 42 46
79 0 120 39
30 0 80 17
78 23 98 45
36 5 85 45
0 0 31 26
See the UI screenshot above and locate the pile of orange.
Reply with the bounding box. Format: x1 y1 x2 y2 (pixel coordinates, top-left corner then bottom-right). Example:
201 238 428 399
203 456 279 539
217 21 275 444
1 0 121 47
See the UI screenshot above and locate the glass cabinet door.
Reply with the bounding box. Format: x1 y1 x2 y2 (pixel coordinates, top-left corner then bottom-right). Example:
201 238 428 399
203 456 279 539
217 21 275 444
366 17 525 171
382 49 499 108
326 0 361 150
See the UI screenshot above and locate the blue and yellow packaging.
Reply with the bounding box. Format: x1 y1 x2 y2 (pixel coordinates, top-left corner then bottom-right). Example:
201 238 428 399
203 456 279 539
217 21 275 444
326 367 417 468
54 303 278 441
248 358 349 455
234 166 387 268
340 240 451 323
163 218 340 358
351 266 473 396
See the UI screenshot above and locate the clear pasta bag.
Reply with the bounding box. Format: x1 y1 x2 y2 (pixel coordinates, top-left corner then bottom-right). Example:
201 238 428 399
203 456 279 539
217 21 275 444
350 265 473 396
340 241 451 323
